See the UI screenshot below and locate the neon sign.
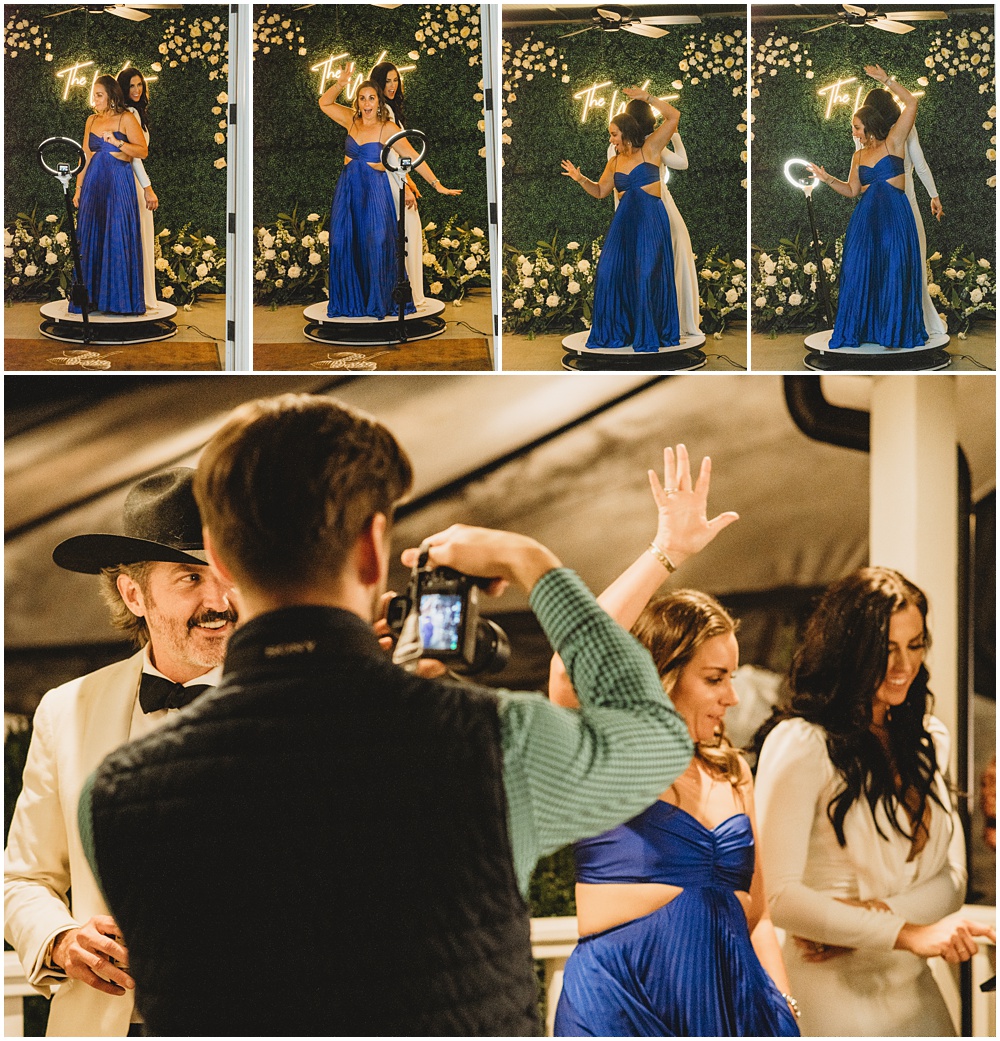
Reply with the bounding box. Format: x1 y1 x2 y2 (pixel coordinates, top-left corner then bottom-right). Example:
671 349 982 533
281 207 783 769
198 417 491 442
818 75 924 119
57 59 158 104
573 78 679 125
312 49 416 97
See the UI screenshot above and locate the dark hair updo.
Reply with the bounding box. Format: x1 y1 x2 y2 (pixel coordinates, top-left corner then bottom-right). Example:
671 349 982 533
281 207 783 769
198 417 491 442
610 112 646 150
624 99 655 140
94 75 127 114
854 103 895 143
862 87 902 132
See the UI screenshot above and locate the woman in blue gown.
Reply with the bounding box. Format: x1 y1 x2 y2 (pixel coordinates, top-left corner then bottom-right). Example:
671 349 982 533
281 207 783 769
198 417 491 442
70 75 146 315
318 62 460 319
808 65 927 350
549 446 800 1037
561 88 680 352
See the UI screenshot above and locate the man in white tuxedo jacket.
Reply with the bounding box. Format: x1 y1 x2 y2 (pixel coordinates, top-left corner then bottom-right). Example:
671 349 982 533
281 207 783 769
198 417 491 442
4 469 238 1036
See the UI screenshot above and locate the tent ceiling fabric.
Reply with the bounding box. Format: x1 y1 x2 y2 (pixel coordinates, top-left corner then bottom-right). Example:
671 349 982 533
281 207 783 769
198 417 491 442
5 375 995 648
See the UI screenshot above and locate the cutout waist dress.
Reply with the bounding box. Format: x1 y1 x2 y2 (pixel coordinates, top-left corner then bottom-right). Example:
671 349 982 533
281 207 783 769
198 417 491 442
859 152 905 187
614 161 661 193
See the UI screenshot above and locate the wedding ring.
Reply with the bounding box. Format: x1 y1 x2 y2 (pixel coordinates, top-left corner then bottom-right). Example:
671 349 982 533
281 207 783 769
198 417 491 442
664 487 678 497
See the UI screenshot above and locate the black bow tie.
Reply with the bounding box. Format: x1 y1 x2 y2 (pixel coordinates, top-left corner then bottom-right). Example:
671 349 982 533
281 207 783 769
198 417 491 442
139 673 212 714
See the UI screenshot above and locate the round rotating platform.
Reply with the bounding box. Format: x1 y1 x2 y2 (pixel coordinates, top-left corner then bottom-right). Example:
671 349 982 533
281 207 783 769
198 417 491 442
803 330 951 371
303 298 446 345
561 330 708 371
39 299 178 345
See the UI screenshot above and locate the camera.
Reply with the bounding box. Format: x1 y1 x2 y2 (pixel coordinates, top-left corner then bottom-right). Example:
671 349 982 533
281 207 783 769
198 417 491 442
387 563 510 675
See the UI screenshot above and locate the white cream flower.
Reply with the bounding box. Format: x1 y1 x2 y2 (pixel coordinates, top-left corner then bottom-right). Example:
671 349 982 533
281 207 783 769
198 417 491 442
288 265 301 279
162 285 175 297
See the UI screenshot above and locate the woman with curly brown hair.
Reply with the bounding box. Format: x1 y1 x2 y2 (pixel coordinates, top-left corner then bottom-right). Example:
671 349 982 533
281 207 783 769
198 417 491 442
755 568 994 1036
549 446 799 1037
319 62 459 319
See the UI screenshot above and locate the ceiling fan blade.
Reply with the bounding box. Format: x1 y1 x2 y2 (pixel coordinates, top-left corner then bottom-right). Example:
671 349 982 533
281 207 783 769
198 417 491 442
639 15 702 25
842 3 868 15
803 20 843 33
595 7 627 22
884 10 948 19
558 25 597 38
42 7 84 17
869 17 915 34
108 7 152 21
623 22 668 38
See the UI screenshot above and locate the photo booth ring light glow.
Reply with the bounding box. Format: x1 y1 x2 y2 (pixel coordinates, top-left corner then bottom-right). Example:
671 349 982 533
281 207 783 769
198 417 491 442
382 128 427 172
784 159 820 195
38 137 85 179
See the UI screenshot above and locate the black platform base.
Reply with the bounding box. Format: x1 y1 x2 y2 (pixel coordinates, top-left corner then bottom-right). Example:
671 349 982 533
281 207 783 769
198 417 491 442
562 348 707 372
804 348 952 372
304 315 446 346
39 317 178 345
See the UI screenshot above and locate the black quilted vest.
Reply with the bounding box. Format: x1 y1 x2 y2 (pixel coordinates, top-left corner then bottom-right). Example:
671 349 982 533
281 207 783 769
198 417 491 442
88 607 539 1036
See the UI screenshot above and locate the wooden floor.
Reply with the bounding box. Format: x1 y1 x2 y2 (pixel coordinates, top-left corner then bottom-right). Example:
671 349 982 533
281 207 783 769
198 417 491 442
253 337 491 372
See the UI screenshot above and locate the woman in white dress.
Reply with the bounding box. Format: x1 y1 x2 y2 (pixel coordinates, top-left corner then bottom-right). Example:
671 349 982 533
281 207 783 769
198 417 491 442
755 568 994 1036
370 62 426 307
608 100 701 336
858 87 947 337
117 68 158 311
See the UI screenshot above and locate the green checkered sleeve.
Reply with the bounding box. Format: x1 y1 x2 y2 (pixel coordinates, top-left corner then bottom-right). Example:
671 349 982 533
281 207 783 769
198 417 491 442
496 568 694 895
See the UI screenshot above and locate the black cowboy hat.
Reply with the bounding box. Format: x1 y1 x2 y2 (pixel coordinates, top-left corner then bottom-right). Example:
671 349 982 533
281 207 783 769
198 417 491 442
53 468 208 574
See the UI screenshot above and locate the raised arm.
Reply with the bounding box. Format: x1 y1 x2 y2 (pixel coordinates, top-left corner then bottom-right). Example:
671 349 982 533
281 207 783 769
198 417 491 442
866 65 918 149
623 87 680 154
562 156 617 199
662 132 688 171
549 444 739 708
318 62 357 129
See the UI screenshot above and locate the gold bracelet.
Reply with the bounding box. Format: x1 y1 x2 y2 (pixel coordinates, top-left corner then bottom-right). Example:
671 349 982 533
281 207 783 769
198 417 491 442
648 542 676 573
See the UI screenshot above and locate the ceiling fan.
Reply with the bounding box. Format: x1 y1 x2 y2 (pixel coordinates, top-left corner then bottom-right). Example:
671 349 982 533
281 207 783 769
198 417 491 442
559 6 702 41
44 5 181 22
804 5 947 35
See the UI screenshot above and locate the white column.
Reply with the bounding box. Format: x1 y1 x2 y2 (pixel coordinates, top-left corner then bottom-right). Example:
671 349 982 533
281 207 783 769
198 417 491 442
869 375 958 771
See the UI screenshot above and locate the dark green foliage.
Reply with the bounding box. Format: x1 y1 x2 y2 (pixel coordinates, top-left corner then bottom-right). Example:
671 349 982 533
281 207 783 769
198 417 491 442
528 845 577 918
751 14 996 265
502 18 747 259
4 5 228 241
252 4 488 235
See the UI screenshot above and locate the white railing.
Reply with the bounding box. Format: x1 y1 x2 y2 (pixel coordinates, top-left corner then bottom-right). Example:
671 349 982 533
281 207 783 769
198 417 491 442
5 910 995 1036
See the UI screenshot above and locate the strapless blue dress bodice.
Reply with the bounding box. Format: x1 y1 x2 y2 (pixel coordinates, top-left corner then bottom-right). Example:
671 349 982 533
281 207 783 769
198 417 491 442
613 161 662 193
555 800 799 1038
829 150 926 350
327 134 415 319
858 152 904 186
575 803 755 890
68 126 144 315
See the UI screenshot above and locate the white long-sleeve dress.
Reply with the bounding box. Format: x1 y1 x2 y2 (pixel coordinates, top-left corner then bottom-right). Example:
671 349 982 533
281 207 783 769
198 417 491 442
127 106 158 310
755 716 966 1036
608 132 701 336
385 116 425 307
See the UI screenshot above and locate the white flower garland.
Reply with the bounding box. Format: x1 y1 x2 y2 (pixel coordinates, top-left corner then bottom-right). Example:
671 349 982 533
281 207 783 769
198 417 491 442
413 5 480 66
501 32 568 148
4 11 53 62
253 9 307 56
750 33 813 97
157 13 229 172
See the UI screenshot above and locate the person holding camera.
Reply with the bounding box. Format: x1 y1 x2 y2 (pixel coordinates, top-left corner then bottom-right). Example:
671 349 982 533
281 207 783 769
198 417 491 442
78 393 694 1037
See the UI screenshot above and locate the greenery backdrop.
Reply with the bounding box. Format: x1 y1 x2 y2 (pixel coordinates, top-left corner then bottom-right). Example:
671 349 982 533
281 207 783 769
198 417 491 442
751 11 996 265
252 4 488 233
3 5 229 242
501 13 747 260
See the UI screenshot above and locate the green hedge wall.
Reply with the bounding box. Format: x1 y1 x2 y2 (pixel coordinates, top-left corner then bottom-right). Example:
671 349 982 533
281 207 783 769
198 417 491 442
3 5 228 241
751 13 996 264
502 15 747 259
252 4 488 233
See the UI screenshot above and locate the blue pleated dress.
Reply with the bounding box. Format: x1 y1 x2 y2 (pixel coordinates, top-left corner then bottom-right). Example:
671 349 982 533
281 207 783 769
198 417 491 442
554 802 800 1038
69 130 144 315
588 160 680 352
829 153 928 350
327 136 415 319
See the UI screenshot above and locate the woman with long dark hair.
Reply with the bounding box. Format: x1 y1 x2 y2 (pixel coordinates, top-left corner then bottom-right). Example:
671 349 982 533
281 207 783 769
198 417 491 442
117 67 158 310
859 85 948 339
70 75 146 315
319 62 460 319
561 88 681 352
610 99 701 337
370 60 427 306
755 568 994 1036
807 65 927 350
550 447 799 1036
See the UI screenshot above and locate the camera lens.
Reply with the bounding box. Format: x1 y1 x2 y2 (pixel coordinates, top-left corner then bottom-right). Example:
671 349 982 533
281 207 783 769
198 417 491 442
460 618 510 676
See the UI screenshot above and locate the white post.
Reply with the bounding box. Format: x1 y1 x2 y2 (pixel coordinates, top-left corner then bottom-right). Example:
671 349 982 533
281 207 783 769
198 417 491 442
869 375 959 772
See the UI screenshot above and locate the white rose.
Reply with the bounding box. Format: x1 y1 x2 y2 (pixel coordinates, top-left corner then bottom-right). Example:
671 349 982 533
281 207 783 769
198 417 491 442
764 274 777 286
560 264 574 277
755 296 766 307
725 288 739 304
928 283 941 298
45 251 58 264
822 258 834 272
430 281 443 294
264 249 276 260
307 213 320 222
318 230 329 245
196 263 209 278
512 297 525 309
945 267 958 278
308 251 321 265
546 293 560 307
214 132 226 145
38 235 51 248
532 307 541 316
155 257 169 271
970 288 984 304
763 259 776 274
775 306 784 315
788 292 802 306
577 259 590 273
567 280 581 294
255 269 266 281
522 276 535 288
979 258 991 269
464 256 478 272
55 232 68 245
471 227 484 237
288 265 301 278
423 252 437 267
928 251 942 262
161 285 174 298
733 258 745 269
45 214 58 223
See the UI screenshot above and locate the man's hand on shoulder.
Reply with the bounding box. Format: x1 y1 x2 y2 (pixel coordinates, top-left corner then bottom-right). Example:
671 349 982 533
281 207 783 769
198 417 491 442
402 525 561 595
50 915 134 996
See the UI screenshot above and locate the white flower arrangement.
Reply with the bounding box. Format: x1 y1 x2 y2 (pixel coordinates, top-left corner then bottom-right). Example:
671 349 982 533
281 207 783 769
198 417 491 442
416 4 480 68
750 33 812 90
152 225 225 306
4 12 53 62
751 235 843 333
159 13 230 171
252 8 307 56
680 29 745 95
501 32 568 142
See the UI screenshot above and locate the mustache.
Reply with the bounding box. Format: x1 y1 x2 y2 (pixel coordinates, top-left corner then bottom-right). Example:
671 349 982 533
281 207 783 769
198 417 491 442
188 607 238 629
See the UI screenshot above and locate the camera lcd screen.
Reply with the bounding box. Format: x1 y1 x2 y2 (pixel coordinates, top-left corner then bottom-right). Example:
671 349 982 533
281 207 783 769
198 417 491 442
419 592 462 652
